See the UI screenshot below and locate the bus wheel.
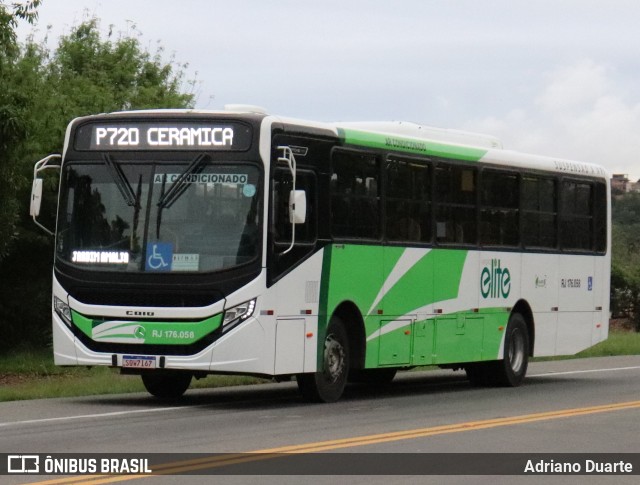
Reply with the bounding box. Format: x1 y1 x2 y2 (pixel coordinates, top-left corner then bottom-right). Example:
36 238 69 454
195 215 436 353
141 371 192 399
297 317 349 403
494 313 529 387
349 368 397 385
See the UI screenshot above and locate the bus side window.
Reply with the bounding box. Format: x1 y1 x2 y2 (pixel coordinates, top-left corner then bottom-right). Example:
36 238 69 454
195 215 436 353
522 175 557 249
435 164 477 245
480 169 519 247
560 180 593 251
385 157 431 243
330 150 380 239
593 181 607 253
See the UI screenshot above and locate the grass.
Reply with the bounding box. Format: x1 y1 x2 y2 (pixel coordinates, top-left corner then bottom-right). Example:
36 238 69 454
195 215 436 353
529 327 640 362
574 329 640 357
0 329 638 403
0 348 267 402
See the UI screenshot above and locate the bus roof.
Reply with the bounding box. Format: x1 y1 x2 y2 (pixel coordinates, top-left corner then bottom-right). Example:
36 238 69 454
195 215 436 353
65 108 610 180
337 120 503 150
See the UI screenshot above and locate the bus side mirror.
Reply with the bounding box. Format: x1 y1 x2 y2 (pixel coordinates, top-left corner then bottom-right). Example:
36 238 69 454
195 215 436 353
31 153 61 236
289 190 306 224
30 178 43 217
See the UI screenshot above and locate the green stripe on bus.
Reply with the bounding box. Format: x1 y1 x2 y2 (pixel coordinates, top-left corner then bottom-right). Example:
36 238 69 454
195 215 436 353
318 245 512 368
71 311 222 345
338 128 487 161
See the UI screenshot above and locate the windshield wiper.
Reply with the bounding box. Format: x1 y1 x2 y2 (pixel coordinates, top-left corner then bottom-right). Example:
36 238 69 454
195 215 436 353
156 154 210 239
157 154 209 210
156 173 167 239
132 173 143 235
103 154 137 207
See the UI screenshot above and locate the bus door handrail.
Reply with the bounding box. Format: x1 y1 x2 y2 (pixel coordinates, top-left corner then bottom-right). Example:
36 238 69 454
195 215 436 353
277 145 297 255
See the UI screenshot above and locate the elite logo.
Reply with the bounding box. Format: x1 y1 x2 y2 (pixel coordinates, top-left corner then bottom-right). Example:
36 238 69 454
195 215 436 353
481 259 511 299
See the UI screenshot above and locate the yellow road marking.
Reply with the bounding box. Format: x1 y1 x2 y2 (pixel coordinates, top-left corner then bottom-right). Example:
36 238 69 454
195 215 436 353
25 399 640 484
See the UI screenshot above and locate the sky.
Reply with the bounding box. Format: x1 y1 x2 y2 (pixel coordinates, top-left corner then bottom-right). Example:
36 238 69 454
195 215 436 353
16 0 640 180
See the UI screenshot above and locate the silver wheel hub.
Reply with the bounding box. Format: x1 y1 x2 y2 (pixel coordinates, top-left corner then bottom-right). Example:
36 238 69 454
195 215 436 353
323 334 345 383
508 328 525 373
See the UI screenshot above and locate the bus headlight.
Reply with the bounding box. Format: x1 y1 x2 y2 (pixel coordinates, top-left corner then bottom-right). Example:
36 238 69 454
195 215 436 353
222 299 256 331
54 296 73 328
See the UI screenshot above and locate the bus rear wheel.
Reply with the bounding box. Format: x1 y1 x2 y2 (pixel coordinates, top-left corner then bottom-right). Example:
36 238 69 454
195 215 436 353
141 371 192 399
297 317 349 403
494 312 529 387
465 313 529 387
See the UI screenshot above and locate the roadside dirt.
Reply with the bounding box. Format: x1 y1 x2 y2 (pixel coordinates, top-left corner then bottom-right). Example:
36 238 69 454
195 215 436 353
0 374 32 386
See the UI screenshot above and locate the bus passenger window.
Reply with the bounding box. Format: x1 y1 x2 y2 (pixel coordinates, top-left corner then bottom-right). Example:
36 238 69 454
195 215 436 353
560 180 593 251
480 170 519 247
385 157 431 243
330 150 380 239
435 164 477 245
522 176 557 249
594 182 607 253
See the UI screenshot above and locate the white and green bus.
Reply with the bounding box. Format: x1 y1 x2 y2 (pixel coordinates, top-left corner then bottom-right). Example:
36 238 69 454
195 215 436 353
30 106 611 402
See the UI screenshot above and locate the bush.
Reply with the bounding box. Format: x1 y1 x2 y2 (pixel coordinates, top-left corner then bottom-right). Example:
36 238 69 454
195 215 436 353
0 235 53 351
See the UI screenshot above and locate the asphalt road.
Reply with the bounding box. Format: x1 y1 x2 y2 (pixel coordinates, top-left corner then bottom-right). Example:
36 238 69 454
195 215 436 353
1 355 640 484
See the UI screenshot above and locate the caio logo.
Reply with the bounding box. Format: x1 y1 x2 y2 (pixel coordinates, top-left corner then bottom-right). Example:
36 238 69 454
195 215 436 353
480 259 511 299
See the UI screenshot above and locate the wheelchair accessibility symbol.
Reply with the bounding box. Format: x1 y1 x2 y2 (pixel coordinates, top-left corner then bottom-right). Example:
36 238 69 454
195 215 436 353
146 243 173 272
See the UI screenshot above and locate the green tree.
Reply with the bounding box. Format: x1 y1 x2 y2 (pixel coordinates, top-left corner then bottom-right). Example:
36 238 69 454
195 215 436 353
18 17 195 163
0 0 39 48
0 0 41 259
0 13 196 351
611 193 640 330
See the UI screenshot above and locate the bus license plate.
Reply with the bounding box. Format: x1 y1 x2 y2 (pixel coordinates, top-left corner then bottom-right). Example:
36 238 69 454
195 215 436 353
122 355 156 369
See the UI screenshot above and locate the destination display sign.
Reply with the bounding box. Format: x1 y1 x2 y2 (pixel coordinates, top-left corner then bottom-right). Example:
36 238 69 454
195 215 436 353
74 121 252 151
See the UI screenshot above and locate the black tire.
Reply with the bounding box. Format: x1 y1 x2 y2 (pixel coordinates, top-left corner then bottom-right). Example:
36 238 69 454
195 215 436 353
464 362 493 387
141 371 192 399
494 313 529 387
297 317 349 403
465 313 529 387
348 368 397 385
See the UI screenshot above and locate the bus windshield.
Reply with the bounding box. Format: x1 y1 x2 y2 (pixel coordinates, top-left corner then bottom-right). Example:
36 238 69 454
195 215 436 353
56 158 261 273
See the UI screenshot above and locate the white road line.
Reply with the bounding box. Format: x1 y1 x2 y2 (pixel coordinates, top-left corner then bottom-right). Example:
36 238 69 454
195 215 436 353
0 405 199 428
530 365 640 377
